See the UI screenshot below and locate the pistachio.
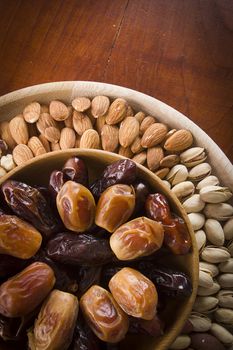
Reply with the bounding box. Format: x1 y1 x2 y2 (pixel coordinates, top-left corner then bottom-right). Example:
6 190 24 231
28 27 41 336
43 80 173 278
195 230 206 251
197 282 220 296
201 246 231 263
193 296 219 313
223 218 233 240
170 335 191 349
188 213 205 231
199 262 219 277
166 164 188 186
228 240 233 257
196 175 220 190
188 312 212 332
215 308 233 324
198 269 213 288
217 290 233 309
204 219 225 246
188 163 211 182
200 185 232 203
210 323 233 346
180 147 207 168
172 181 195 199
204 203 233 221
183 194 205 213
162 180 171 190
159 154 180 168
217 273 233 288
219 258 233 273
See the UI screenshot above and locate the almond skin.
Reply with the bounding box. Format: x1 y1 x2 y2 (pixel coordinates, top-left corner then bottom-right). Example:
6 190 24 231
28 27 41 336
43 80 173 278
147 146 164 171
164 129 193 152
36 113 57 134
106 98 128 125
38 134 51 152
9 115 29 145
118 146 133 158
28 137 47 156
131 136 144 154
49 100 69 121
13 144 34 165
91 96 110 118
141 123 168 148
80 129 100 149
44 127 61 143
101 125 119 152
132 151 147 165
119 117 140 148
140 116 157 135
72 111 93 136
23 102 41 123
59 127 76 149
72 97 91 112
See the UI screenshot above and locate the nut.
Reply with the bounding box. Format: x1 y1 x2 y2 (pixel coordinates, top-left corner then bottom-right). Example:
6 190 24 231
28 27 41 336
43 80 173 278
189 312 212 332
198 269 213 288
195 230 206 251
23 101 41 123
204 203 233 221
217 290 233 309
131 136 144 154
118 146 133 158
36 112 57 134
204 219 225 246
59 127 76 149
199 262 219 277
141 123 168 148
49 100 69 121
95 114 106 134
217 273 233 288
80 129 100 149
210 323 233 346
101 124 119 152
106 98 128 125
91 95 110 117
200 185 232 203
44 126 61 143
154 167 169 179
139 116 156 135
109 267 158 320
215 308 233 324
188 163 212 182
73 111 93 135
166 164 188 186
183 194 205 213
9 115 29 145
72 96 91 112
28 136 47 156
219 258 233 273
223 218 233 240
201 246 231 263
193 296 219 313
64 106 73 127
0 121 16 149
180 147 207 167
0 154 16 171
196 175 220 190
170 335 191 349
134 111 145 124
131 151 147 165
147 146 164 171
197 282 220 296
172 181 195 199
119 117 139 147
164 129 193 152
12 144 34 165
38 134 51 152
160 154 180 168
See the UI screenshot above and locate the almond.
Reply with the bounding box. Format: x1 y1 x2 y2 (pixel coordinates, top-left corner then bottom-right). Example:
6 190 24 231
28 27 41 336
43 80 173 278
126 105 134 117
9 115 29 145
36 113 57 134
28 136 47 156
80 129 100 149
132 151 147 165
140 116 157 135
91 96 110 118
118 146 133 158
141 123 168 148
96 115 106 134
51 142 61 151
155 167 170 179
0 121 16 149
134 111 146 124
164 129 193 152
12 144 34 165
44 126 60 143
64 106 74 128
72 111 93 136
49 100 69 121
147 146 164 171
119 117 139 148
59 127 76 149
23 102 41 123
131 136 144 154
106 98 128 125
38 134 51 152
72 97 91 112
101 125 119 152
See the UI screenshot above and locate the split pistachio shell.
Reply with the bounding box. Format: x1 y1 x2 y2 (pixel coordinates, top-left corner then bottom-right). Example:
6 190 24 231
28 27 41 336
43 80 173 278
198 269 213 288
217 290 233 309
204 219 225 246
170 335 191 349
197 282 220 296
182 194 205 213
188 163 211 182
199 262 219 277
195 230 206 251
188 312 212 332
210 323 233 345
201 246 231 263
217 273 233 288
180 147 207 168
166 164 188 186
193 296 219 313
188 213 205 231
196 175 220 190
200 185 232 203
223 218 233 240
215 308 233 324
204 203 233 221
219 259 233 273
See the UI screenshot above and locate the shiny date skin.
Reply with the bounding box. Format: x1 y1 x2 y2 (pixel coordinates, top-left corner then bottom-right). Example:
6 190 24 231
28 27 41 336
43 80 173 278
128 314 164 337
46 232 114 266
0 254 27 280
90 159 137 198
77 266 102 297
133 181 150 214
63 157 89 187
49 170 65 198
145 193 171 224
136 261 192 297
1 180 60 239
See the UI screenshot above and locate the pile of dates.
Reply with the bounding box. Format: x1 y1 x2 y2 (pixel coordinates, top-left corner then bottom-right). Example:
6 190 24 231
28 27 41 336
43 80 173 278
0 157 192 350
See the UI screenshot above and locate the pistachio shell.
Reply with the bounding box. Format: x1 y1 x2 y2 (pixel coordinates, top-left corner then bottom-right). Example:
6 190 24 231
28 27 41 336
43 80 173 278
198 269 213 288
210 323 233 345
215 308 233 324
170 335 191 349
172 181 195 199
199 262 219 277
188 213 205 231
196 175 220 190
195 230 206 251
217 290 233 309
197 282 220 296
219 258 233 273
223 218 233 240
200 185 232 203
180 147 207 167
166 164 188 186
193 296 219 313
162 180 171 190
188 163 211 182
228 240 233 257
183 194 205 213
204 219 225 246
188 312 212 332
201 246 231 263
217 273 233 288
204 203 233 221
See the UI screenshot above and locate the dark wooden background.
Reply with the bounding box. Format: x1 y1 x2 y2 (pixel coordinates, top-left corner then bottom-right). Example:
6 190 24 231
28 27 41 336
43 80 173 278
0 0 233 163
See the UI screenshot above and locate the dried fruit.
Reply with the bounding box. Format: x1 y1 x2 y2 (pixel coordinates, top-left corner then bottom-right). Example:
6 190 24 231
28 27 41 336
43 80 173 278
145 193 171 224
163 215 191 255
109 267 158 320
62 156 89 186
49 170 65 198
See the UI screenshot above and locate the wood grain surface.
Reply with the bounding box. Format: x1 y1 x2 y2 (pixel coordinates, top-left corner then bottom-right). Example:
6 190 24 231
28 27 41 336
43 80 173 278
0 0 232 162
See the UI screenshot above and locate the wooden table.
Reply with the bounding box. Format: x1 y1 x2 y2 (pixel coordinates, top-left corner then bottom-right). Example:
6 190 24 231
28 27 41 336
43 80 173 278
0 0 233 163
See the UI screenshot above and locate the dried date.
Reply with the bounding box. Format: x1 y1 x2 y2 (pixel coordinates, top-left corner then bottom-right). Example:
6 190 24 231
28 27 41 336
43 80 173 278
63 157 89 186
49 170 66 198
0 255 27 279
77 266 102 297
133 181 149 214
129 314 164 337
145 193 171 224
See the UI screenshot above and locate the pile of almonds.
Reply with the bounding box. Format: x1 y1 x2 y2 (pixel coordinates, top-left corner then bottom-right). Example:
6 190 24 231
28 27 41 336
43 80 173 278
0 96 232 350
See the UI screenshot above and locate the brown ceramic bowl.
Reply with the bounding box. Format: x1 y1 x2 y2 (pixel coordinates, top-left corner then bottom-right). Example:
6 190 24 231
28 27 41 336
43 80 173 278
0 149 198 350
